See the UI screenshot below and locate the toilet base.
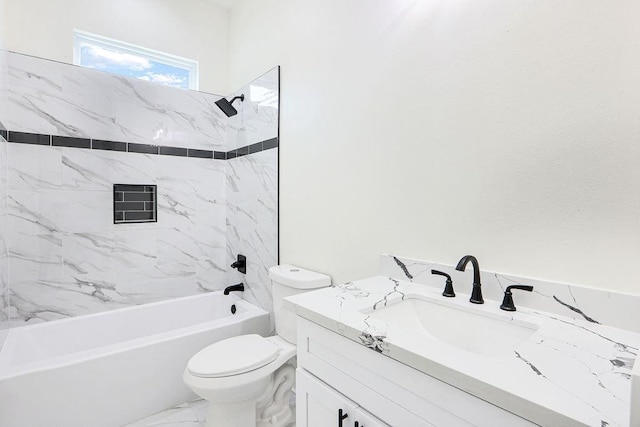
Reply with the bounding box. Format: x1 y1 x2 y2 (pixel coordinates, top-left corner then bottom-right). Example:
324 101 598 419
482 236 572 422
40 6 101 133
256 362 295 427
201 362 296 427
206 401 259 427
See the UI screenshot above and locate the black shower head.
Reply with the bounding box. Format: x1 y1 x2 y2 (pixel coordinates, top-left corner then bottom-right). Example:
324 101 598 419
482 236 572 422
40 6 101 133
215 94 245 117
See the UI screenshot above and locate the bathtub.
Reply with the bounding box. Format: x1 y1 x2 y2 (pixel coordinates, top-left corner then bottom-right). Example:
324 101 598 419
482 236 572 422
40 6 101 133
0 292 269 427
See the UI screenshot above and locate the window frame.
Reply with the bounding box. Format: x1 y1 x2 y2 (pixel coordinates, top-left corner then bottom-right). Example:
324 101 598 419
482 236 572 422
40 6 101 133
73 30 199 90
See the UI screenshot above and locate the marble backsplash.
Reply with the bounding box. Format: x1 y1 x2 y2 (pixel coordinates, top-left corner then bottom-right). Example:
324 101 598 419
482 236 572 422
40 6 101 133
6 52 227 151
381 254 640 333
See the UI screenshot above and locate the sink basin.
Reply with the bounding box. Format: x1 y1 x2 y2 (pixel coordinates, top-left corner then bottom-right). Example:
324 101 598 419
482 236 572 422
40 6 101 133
367 297 538 359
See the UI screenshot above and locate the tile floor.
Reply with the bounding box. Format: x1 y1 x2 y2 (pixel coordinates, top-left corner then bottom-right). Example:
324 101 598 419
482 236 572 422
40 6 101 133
124 399 208 427
124 394 296 426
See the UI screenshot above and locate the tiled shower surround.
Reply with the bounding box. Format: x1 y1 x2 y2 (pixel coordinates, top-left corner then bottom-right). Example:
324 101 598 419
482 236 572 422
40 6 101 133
0 51 279 330
7 52 227 150
226 69 279 327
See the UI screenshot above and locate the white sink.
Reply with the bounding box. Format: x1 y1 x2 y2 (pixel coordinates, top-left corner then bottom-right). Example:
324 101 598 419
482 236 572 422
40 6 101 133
367 297 539 359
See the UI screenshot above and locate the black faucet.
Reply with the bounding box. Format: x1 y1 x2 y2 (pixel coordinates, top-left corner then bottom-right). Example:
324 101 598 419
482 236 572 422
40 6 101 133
223 283 245 295
455 255 484 304
231 254 246 274
431 270 455 297
500 284 533 311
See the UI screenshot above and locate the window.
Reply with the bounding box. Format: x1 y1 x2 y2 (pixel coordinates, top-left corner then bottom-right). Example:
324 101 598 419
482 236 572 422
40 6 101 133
73 30 199 90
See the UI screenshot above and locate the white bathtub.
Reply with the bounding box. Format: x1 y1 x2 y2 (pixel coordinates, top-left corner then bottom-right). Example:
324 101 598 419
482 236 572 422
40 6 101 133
0 292 269 427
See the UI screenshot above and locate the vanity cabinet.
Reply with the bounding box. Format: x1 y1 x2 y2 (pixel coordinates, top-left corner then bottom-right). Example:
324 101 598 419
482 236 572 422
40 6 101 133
295 317 537 427
297 369 389 427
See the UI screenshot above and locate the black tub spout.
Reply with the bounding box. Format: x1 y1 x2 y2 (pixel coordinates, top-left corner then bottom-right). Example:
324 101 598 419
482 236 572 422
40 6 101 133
224 283 245 295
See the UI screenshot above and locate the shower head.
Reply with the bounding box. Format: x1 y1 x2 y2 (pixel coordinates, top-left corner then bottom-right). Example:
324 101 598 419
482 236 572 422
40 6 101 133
215 94 245 117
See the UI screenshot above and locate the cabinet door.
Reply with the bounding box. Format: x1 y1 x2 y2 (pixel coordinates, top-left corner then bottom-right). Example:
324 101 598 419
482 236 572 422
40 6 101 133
354 407 390 427
297 369 357 427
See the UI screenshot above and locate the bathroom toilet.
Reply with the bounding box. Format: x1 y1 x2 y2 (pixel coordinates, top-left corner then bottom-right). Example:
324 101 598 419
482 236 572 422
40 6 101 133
183 265 330 427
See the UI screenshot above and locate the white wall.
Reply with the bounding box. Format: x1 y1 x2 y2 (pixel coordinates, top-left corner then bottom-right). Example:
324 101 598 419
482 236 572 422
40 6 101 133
228 0 640 294
4 0 229 94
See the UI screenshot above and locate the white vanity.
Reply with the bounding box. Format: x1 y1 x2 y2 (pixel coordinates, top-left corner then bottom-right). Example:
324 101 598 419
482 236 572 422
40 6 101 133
285 255 640 427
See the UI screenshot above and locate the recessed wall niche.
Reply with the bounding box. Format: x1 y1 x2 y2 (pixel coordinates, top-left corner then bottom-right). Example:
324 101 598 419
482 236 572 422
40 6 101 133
113 184 157 224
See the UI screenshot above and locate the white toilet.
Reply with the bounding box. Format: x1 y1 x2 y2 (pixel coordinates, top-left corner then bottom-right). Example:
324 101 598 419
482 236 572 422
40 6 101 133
183 265 330 427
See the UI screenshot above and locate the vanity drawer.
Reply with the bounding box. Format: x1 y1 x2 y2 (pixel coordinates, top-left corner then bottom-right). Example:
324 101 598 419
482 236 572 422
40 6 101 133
297 317 538 427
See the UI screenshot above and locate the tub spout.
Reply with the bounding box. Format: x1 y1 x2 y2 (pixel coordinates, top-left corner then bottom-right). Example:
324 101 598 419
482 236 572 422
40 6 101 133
223 283 245 295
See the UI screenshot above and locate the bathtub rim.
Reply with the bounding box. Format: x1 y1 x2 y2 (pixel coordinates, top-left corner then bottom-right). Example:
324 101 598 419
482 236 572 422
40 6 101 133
0 293 268 381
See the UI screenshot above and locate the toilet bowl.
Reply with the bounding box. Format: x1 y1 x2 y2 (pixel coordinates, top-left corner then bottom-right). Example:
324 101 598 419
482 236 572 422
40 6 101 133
184 335 296 427
183 265 330 427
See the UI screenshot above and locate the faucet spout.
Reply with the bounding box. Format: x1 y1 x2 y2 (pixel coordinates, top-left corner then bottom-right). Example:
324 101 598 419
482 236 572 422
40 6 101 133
224 283 245 295
455 255 484 304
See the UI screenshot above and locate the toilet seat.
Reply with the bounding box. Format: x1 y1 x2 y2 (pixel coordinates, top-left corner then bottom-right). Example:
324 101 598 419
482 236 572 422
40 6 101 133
187 334 280 378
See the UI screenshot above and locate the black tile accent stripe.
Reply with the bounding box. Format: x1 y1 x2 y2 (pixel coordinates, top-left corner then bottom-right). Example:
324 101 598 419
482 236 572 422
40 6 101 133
248 142 262 154
128 143 159 155
236 146 249 158
225 137 279 159
8 131 50 145
188 149 214 159
114 184 157 224
4 130 277 160
159 146 188 157
92 139 127 152
263 137 278 150
52 135 91 149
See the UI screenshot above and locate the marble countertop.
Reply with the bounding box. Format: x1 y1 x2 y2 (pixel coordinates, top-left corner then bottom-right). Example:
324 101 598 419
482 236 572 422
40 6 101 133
285 276 640 427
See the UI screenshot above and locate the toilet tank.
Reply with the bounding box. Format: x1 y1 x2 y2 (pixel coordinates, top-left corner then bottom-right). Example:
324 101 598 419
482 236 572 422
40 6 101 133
269 265 331 344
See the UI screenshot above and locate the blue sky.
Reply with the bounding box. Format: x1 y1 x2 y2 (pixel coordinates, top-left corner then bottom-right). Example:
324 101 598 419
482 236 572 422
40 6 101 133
79 44 190 89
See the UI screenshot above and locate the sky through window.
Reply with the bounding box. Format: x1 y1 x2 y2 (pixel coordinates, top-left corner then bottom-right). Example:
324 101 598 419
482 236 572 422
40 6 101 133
74 31 198 90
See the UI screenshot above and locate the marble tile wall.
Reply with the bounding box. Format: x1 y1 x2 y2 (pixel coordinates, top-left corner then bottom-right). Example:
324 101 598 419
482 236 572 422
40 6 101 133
381 254 640 333
6 52 227 151
1 53 232 326
6 144 227 324
226 149 278 326
1 52 280 327
226 67 279 329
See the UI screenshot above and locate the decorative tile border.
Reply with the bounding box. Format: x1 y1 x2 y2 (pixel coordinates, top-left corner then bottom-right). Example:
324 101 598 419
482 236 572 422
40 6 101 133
227 137 278 160
3 131 278 160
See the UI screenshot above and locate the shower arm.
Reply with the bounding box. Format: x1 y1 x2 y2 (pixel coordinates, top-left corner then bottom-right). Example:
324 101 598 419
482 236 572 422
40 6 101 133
229 94 245 105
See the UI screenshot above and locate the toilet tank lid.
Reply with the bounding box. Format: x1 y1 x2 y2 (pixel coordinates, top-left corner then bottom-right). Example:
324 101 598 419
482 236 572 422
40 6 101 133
268 264 331 289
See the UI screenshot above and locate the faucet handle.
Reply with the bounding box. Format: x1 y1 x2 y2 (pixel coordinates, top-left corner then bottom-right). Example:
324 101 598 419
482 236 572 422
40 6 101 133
500 285 533 311
431 270 455 298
